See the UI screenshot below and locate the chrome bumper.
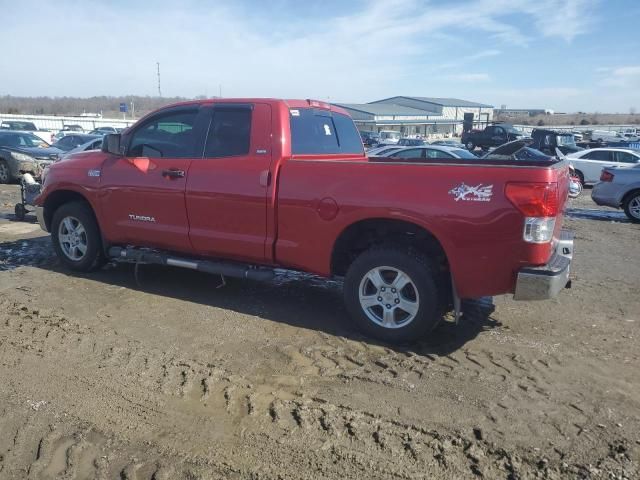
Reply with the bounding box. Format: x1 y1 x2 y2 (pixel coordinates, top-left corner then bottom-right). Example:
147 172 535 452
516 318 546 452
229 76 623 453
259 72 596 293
513 230 574 301
35 206 48 232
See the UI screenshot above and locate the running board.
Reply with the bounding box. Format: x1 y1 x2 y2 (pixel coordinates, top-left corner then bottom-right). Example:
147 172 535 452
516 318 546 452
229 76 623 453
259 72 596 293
108 246 275 282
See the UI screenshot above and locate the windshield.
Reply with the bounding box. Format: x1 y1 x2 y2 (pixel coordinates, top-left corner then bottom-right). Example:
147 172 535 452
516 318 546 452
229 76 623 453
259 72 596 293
0 132 50 148
557 135 576 146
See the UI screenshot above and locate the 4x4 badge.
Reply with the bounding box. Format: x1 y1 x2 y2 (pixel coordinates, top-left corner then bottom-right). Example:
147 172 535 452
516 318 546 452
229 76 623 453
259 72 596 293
449 183 493 202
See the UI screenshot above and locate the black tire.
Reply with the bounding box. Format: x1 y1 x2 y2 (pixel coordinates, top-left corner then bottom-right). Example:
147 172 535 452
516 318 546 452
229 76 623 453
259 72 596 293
465 141 475 151
0 159 10 184
14 203 26 221
51 201 105 272
623 190 640 224
343 247 442 344
575 169 585 186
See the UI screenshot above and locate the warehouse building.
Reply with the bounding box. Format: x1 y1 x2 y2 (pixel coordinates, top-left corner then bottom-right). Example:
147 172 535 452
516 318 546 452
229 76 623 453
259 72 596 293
333 96 493 137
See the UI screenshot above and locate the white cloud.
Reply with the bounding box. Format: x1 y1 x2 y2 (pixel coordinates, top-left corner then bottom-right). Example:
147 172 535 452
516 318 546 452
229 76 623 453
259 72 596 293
0 0 605 109
599 66 640 87
447 73 491 82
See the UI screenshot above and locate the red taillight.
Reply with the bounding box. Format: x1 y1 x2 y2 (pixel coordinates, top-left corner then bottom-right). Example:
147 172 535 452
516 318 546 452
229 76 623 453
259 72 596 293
505 182 559 217
600 170 614 182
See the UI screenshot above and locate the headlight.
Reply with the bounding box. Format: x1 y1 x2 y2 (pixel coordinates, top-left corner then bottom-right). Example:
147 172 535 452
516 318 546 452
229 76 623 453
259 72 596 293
10 151 36 163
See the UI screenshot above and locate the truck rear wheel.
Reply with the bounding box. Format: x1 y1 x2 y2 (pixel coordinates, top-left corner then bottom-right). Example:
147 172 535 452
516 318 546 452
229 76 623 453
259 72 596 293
51 201 105 272
343 247 442 344
465 141 475 151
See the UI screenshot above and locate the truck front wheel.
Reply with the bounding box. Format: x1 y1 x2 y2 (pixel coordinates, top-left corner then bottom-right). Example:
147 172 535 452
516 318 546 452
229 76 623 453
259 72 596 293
51 201 105 272
343 247 442 344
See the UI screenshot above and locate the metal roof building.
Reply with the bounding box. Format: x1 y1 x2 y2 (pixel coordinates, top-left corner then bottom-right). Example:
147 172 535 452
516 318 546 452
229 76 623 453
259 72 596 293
333 96 494 137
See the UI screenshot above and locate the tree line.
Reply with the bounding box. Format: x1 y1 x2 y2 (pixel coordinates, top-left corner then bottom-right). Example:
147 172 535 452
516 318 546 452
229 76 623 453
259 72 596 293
0 95 204 118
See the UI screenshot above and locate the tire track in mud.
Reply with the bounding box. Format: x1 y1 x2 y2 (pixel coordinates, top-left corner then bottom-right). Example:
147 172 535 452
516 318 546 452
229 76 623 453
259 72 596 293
0 297 636 479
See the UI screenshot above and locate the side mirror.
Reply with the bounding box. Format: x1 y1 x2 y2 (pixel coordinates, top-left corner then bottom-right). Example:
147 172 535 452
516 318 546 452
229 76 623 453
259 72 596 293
102 134 122 155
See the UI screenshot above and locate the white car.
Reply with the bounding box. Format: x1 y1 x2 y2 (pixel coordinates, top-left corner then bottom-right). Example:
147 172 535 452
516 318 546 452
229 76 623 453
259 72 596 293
567 148 640 184
385 145 479 160
378 130 401 145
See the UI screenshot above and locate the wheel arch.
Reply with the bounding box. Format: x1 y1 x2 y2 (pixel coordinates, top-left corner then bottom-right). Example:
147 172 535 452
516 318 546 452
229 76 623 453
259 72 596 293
621 187 640 206
42 189 97 232
330 217 451 279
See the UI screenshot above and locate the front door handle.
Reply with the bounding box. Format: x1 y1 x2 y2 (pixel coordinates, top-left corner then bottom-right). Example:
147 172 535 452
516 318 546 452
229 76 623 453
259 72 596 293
162 169 185 179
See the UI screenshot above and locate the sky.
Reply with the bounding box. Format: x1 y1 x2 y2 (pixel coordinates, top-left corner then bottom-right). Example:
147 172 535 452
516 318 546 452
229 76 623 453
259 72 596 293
1 0 639 113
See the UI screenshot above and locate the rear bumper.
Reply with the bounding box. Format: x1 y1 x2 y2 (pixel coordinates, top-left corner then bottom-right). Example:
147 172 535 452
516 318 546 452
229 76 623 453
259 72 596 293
513 229 574 301
591 182 622 208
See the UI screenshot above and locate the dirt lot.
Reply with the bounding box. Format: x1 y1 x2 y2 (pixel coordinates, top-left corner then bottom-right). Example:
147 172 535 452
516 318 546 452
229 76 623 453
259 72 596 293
0 184 638 480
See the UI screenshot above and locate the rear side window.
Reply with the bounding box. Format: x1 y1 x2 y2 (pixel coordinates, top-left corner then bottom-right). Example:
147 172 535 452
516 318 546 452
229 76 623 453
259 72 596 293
613 151 638 164
204 108 252 158
290 109 363 155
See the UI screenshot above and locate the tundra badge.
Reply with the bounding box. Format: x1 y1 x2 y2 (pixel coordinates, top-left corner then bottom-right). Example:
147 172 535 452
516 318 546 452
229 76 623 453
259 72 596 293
128 214 156 222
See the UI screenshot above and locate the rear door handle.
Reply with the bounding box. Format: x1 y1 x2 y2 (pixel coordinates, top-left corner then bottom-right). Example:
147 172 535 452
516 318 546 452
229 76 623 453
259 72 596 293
162 169 185 179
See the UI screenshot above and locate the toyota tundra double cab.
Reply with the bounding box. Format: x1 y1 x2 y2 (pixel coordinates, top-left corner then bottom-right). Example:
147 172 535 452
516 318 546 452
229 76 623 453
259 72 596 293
35 98 574 343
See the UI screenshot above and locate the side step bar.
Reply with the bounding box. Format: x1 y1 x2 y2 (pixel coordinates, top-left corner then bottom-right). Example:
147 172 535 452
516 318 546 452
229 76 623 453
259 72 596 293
108 246 275 282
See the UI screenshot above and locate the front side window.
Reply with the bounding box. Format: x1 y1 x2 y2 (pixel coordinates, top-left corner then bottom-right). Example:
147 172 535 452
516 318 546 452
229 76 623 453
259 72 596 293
204 108 252 158
128 109 198 158
426 149 453 159
584 150 611 161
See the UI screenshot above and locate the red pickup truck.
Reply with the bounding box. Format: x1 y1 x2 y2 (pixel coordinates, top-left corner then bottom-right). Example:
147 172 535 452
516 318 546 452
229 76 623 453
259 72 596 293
35 99 574 343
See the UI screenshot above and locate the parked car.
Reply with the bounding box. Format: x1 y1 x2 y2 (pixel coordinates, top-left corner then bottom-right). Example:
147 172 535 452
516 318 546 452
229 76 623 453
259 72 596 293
51 134 102 152
482 139 555 162
89 126 118 135
1 120 55 143
53 125 86 141
0 131 62 183
397 138 426 146
359 130 381 147
592 164 640 222
531 129 583 156
366 145 405 156
36 98 573 344
591 130 625 143
386 145 479 160
378 130 401 144
58 137 104 160
566 148 640 185
461 123 524 151
431 139 463 147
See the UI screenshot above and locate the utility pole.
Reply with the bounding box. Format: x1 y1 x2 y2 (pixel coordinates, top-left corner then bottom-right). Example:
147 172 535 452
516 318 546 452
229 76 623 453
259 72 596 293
157 62 162 97
130 100 135 120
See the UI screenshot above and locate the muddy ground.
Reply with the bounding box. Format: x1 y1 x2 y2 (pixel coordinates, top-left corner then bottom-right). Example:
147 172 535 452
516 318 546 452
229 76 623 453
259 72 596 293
0 184 638 479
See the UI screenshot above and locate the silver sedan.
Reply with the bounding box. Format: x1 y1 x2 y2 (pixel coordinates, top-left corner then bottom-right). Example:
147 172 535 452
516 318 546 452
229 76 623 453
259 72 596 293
592 163 640 223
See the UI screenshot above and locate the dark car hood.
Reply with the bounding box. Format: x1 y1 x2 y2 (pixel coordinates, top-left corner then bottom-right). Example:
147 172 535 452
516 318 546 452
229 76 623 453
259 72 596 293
486 138 534 156
3 145 64 160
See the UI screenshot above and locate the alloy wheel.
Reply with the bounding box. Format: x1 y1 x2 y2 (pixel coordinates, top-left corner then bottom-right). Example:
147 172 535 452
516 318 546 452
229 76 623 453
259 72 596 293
58 216 88 261
358 266 420 329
